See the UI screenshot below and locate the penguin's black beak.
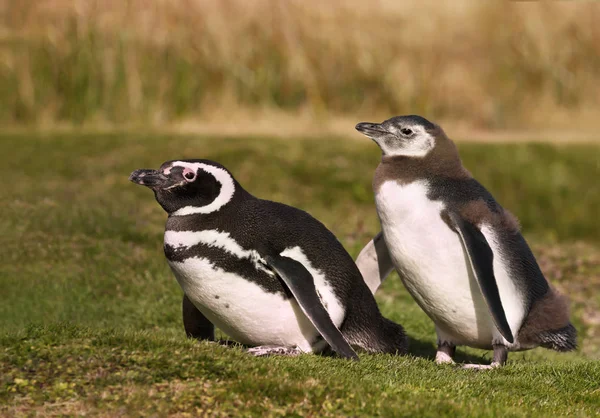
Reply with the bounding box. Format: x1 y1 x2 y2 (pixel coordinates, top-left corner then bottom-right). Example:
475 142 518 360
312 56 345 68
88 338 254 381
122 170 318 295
355 122 386 139
129 169 169 188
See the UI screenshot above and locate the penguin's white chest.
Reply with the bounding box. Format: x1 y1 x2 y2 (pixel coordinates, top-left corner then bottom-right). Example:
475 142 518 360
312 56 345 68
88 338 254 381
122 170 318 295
375 180 521 348
164 230 345 352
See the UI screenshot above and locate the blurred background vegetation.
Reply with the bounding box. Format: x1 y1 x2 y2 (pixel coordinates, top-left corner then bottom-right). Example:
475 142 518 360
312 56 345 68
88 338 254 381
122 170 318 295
2 0 600 132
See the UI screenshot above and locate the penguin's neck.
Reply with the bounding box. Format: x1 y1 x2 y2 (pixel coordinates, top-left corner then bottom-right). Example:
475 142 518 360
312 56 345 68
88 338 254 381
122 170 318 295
166 188 254 232
374 145 470 191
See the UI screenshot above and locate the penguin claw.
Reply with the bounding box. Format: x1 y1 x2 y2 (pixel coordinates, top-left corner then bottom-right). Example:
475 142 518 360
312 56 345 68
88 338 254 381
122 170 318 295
247 345 303 357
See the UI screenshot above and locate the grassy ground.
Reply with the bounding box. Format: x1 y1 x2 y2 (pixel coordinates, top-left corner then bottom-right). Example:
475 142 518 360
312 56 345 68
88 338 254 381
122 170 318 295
1 132 600 416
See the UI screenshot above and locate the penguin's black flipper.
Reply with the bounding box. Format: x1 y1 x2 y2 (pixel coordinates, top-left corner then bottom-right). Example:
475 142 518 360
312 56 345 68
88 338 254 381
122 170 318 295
264 255 360 360
446 211 515 344
182 293 215 341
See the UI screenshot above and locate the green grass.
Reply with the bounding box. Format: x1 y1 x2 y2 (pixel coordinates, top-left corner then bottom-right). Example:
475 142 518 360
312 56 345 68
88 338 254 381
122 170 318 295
1 133 600 416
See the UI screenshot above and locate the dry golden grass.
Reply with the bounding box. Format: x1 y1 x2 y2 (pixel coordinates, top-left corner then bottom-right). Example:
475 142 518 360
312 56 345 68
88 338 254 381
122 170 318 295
2 0 600 131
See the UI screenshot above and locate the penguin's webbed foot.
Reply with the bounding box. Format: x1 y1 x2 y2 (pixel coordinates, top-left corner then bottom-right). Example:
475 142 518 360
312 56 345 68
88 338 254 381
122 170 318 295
247 345 303 357
435 342 456 365
461 363 499 370
461 344 507 370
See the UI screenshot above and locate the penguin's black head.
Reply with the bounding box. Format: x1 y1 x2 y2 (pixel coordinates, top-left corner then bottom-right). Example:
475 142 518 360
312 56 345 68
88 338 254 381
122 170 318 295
129 159 237 215
356 115 439 158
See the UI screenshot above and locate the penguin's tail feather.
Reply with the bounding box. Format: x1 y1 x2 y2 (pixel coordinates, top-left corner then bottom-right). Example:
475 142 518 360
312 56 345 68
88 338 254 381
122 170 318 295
539 323 577 352
342 314 409 355
518 287 576 352
373 317 410 355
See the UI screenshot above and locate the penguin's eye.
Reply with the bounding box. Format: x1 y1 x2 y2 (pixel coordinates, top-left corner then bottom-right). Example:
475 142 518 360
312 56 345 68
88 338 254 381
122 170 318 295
401 128 413 136
183 169 196 181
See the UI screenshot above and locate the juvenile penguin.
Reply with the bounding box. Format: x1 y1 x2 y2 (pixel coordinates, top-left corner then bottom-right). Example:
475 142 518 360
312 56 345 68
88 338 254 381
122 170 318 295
129 159 408 359
355 115 576 368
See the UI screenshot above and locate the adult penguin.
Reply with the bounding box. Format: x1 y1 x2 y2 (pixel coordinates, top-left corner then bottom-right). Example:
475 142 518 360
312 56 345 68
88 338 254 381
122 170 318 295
130 159 408 359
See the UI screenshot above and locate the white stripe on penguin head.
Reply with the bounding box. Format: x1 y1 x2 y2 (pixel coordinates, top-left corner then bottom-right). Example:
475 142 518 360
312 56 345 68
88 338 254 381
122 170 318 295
167 161 236 216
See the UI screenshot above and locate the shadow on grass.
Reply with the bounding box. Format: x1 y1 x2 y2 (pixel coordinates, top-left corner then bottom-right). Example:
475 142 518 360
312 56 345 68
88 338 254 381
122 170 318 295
408 336 488 365
195 334 488 364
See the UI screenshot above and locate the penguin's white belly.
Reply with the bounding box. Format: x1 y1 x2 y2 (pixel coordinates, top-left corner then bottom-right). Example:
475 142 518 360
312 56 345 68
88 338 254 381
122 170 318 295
163 230 345 352
376 180 523 348
168 257 322 351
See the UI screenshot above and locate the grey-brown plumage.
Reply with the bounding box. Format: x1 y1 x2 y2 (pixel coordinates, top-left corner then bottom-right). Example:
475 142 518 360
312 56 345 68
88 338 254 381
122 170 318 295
355 115 576 368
